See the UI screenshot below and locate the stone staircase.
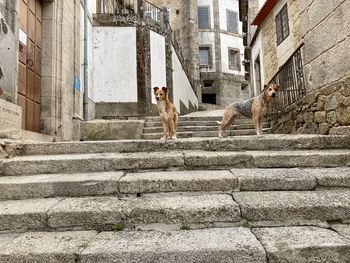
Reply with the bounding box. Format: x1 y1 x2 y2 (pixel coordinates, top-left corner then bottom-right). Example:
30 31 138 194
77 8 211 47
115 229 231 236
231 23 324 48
142 116 271 139
1 134 350 262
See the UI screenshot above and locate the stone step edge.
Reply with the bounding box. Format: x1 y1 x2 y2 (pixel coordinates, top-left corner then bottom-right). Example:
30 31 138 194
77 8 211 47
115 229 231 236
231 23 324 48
2 149 350 176
0 225 350 263
0 168 349 200
1 191 350 232
16 134 350 156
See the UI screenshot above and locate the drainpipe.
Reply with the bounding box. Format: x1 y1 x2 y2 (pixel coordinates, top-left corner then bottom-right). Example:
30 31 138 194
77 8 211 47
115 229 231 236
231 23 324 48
83 0 89 120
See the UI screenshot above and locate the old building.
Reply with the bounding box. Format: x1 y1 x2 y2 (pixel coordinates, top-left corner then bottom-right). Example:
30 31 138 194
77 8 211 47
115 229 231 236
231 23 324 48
148 0 248 106
0 0 198 141
0 0 83 141
240 0 350 135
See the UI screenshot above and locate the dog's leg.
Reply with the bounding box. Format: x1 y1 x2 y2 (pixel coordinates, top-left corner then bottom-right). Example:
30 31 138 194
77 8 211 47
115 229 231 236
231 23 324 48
258 117 263 137
172 114 178 139
218 106 235 138
161 122 168 140
253 116 263 137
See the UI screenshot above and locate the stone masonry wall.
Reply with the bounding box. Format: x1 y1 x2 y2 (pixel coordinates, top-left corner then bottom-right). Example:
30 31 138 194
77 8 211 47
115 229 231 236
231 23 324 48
41 0 83 140
271 76 350 135
265 0 350 135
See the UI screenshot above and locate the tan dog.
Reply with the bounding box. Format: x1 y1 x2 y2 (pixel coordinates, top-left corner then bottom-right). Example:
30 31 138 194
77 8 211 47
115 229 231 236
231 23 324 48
218 83 281 138
153 87 179 140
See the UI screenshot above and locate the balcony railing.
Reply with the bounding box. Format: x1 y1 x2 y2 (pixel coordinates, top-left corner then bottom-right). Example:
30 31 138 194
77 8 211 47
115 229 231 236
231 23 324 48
270 43 306 110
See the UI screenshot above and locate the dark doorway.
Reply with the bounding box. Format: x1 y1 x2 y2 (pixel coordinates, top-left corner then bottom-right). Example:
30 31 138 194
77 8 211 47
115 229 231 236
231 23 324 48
202 94 216 104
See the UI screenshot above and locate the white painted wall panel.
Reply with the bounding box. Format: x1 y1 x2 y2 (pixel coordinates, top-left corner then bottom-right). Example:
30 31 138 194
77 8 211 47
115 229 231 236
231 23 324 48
150 31 166 104
93 27 137 103
220 33 244 75
172 46 199 113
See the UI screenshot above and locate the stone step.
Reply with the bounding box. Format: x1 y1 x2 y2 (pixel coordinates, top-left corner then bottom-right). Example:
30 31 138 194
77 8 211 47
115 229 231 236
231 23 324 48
2 190 350 232
1 226 349 262
143 123 270 133
142 128 272 139
1 167 350 200
144 119 258 127
0 172 123 200
233 190 350 224
0 194 240 232
145 116 224 122
2 149 350 176
17 135 350 156
0 228 268 262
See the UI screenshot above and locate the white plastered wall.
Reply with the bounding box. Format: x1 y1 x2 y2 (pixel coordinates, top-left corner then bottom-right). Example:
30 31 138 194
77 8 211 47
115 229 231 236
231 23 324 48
150 31 167 104
93 27 137 103
172 46 199 113
220 33 244 75
198 32 216 72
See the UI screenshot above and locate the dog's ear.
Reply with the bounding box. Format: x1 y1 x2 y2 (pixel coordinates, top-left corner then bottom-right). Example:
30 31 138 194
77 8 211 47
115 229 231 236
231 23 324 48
153 87 159 94
162 87 169 94
262 84 268 92
276 84 282 92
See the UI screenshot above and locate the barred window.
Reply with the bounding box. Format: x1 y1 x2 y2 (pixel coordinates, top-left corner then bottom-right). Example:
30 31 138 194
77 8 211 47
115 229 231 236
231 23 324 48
275 4 289 45
198 6 210 29
227 10 238 33
229 49 241 71
199 47 210 66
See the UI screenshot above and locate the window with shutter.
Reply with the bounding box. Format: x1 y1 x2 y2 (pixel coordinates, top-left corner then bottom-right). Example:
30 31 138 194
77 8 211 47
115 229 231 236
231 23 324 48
227 10 238 33
229 49 241 71
275 4 289 45
198 6 210 29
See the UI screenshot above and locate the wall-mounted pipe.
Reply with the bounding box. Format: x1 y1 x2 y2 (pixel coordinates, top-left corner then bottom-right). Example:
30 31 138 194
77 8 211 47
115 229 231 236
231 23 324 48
83 0 89 120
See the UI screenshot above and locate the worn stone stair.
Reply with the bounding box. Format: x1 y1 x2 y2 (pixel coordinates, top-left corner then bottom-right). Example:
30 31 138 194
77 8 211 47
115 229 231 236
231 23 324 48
1 134 350 262
142 116 271 139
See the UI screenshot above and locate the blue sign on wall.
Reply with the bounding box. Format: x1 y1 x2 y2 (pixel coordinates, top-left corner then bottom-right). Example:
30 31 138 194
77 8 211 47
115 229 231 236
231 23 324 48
74 76 81 91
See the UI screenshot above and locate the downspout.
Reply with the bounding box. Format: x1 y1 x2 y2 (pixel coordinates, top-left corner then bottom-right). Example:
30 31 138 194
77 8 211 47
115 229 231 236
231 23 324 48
83 0 89 120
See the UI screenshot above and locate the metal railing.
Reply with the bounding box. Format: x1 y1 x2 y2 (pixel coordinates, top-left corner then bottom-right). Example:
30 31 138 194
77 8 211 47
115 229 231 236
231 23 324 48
270 43 306 110
96 0 135 14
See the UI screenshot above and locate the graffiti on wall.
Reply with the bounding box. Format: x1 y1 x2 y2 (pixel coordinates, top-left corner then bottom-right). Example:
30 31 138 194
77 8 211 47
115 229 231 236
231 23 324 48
0 12 16 102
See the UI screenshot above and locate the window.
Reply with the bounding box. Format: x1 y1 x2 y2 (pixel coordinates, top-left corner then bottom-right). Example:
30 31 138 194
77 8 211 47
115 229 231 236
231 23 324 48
275 4 289 45
199 47 210 66
198 6 210 29
227 10 238 33
229 49 241 71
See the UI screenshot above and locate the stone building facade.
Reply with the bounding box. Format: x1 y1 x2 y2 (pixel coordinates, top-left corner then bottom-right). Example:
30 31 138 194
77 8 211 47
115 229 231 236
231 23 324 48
149 0 248 106
241 0 350 135
0 0 85 141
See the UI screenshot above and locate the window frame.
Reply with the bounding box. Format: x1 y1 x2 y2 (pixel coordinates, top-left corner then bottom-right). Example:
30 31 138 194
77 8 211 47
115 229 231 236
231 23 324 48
226 9 239 34
198 6 211 29
275 4 290 46
228 48 241 71
199 45 212 68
